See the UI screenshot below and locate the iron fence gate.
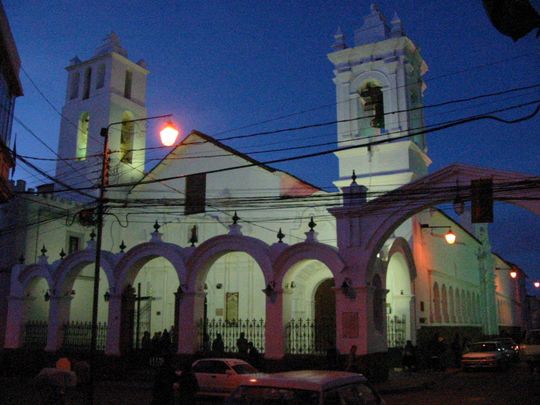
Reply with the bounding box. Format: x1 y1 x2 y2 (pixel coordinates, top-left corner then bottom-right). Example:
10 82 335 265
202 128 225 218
63 321 107 352
285 318 335 355
197 318 265 353
387 315 406 348
24 320 48 349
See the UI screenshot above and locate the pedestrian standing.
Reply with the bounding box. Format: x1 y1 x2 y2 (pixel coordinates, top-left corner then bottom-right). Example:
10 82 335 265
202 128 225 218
402 340 416 372
345 345 358 372
177 363 199 404
237 332 249 357
247 342 262 369
151 355 178 405
212 333 225 356
451 333 462 368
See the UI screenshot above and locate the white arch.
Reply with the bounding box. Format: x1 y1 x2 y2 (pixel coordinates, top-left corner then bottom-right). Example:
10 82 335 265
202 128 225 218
55 249 116 295
115 241 187 291
187 235 272 292
273 242 346 287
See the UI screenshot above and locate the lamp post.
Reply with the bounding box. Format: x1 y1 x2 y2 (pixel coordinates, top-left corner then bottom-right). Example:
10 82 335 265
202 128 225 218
88 114 179 403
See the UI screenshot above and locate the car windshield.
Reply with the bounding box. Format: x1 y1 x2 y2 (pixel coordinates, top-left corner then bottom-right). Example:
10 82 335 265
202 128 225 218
232 364 258 374
470 343 498 352
226 386 319 404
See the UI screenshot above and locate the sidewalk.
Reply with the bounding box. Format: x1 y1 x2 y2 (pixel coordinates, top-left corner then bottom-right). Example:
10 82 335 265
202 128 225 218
372 367 460 395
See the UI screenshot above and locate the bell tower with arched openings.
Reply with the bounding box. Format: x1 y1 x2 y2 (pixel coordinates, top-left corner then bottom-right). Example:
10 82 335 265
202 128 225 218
55 33 149 200
329 4 431 195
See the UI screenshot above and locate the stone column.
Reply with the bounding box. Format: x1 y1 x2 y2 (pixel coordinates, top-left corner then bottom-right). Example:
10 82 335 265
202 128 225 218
264 290 284 359
105 294 122 355
178 291 205 354
335 286 370 355
4 295 26 349
46 295 72 352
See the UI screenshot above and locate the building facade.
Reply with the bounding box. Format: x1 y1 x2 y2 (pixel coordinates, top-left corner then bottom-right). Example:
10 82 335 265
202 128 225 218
1 6 533 369
0 2 23 202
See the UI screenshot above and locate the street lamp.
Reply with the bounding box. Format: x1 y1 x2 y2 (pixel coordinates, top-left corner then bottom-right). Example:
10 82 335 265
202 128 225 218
534 281 540 289
420 223 456 245
495 267 518 279
88 114 179 402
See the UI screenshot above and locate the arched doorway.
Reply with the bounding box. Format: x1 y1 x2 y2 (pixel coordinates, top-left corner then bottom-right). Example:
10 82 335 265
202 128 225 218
282 260 335 354
386 251 413 347
61 264 110 352
129 257 179 352
314 278 336 353
202 252 266 353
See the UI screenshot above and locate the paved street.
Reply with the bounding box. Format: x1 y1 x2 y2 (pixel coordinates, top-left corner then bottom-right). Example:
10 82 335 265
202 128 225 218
382 363 540 405
2 362 540 404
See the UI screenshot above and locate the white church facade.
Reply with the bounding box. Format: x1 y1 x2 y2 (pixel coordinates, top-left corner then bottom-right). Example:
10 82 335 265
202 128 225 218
0 6 533 372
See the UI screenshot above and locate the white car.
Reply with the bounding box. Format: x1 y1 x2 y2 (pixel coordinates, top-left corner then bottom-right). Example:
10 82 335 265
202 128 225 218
192 358 263 397
461 341 508 370
225 370 385 404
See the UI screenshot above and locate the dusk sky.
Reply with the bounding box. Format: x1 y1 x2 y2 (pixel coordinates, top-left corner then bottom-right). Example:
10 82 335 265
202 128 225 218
3 1 540 291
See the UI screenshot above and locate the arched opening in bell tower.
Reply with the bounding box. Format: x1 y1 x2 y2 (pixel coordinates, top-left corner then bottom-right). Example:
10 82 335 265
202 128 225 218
76 112 89 160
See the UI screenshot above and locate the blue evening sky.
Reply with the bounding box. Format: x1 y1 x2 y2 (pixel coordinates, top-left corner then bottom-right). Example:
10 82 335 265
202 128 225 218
3 1 540 291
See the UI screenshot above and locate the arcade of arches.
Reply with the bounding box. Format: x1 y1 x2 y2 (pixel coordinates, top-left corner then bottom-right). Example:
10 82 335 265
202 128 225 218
4 165 535 360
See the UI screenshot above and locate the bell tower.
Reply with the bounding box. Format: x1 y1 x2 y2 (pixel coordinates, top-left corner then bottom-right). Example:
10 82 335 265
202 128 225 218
329 5 431 195
55 33 149 200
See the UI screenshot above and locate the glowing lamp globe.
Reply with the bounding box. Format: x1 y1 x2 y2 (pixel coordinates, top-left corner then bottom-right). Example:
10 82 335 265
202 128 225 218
534 281 540 288
510 270 517 279
159 121 180 146
444 230 456 245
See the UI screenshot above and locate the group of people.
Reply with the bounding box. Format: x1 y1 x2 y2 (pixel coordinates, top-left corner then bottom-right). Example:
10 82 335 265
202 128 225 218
201 332 263 368
141 327 176 355
402 333 472 372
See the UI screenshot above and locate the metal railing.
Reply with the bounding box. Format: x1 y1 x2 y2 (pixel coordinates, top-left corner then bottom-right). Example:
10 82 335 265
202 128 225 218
197 318 265 353
24 320 48 349
63 321 107 352
285 318 335 355
387 315 406 348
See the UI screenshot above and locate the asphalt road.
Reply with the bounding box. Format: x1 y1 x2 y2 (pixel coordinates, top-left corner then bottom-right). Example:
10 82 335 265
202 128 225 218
384 363 540 405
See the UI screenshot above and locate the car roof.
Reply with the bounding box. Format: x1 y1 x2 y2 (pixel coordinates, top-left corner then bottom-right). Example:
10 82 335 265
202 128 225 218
193 358 251 366
238 370 367 391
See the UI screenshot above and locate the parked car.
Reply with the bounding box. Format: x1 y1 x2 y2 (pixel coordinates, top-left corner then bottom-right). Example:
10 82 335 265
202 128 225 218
520 329 540 372
492 337 519 361
461 341 508 370
224 370 385 404
192 358 263 397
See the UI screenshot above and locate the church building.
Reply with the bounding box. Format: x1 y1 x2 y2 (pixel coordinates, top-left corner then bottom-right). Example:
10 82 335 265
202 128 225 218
0 5 531 374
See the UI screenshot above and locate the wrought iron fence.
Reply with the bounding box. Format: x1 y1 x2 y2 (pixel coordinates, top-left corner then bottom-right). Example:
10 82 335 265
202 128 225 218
63 321 107 352
387 315 406 348
197 318 265 353
24 320 48 349
285 318 335 355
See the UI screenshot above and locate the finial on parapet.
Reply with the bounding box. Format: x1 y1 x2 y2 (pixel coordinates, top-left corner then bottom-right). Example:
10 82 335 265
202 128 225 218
332 26 347 50
277 228 285 243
